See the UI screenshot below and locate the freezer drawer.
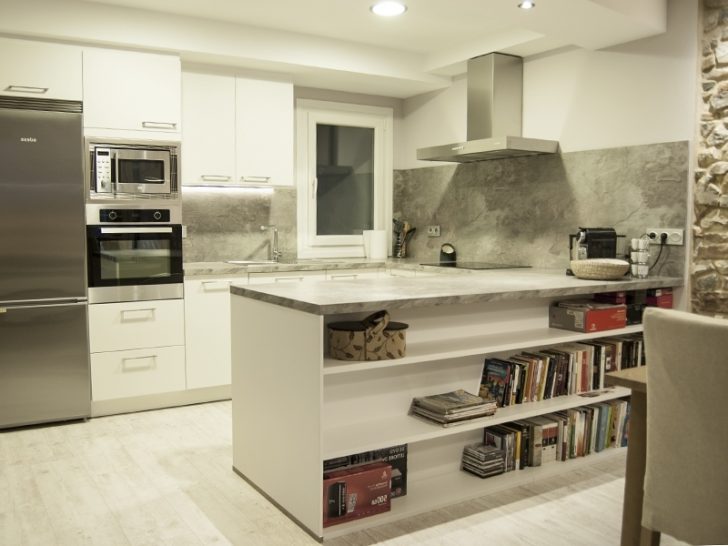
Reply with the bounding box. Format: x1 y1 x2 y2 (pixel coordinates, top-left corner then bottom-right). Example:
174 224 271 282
0 302 90 428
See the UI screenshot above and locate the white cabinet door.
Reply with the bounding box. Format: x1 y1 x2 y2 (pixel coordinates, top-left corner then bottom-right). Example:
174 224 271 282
83 48 181 134
91 345 186 401
248 271 325 284
0 38 81 101
181 72 236 185
89 300 185 353
235 78 294 187
184 278 242 389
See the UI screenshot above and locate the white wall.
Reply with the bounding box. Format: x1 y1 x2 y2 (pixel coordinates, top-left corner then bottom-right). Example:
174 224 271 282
397 0 698 170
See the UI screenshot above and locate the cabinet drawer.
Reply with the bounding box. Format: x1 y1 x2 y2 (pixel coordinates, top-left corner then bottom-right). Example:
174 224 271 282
248 271 325 284
325 268 381 280
91 346 186 401
89 300 185 353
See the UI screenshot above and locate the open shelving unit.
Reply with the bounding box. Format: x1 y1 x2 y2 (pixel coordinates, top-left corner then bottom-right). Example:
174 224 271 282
231 289 670 541
323 324 644 376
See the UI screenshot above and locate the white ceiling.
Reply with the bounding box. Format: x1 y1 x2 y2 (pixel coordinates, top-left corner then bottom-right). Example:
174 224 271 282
2 0 668 98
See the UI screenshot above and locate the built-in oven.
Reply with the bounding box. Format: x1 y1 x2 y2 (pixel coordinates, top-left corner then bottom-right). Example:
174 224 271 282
87 138 179 199
86 205 183 303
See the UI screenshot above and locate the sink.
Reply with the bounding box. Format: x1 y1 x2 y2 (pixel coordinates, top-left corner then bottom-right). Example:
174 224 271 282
225 260 278 265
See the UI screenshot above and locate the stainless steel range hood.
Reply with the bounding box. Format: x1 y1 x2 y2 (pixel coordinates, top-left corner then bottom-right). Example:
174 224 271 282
416 53 559 163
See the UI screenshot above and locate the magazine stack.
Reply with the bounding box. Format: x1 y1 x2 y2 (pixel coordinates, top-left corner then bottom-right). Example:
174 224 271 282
410 389 497 427
461 443 506 479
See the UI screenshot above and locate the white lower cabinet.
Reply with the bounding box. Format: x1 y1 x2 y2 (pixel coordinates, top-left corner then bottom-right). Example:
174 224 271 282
184 277 243 389
89 299 186 403
90 346 186 401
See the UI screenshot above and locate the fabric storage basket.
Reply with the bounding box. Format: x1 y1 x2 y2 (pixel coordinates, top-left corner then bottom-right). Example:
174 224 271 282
328 310 408 361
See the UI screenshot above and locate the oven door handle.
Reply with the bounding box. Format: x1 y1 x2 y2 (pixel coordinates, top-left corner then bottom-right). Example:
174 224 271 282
100 227 174 234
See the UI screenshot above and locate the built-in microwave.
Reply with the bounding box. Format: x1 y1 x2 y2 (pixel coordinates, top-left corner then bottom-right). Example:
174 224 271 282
87 139 179 199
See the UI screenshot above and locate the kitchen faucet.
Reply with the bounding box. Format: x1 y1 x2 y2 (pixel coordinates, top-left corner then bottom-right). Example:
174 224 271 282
260 225 281 262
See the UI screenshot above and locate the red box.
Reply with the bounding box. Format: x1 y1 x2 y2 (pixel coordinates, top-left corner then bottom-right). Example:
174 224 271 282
323 462 391 528
549 301 627 333
646 288 673 309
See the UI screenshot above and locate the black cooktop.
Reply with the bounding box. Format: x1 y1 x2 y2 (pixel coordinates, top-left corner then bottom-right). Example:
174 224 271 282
420 261 532 270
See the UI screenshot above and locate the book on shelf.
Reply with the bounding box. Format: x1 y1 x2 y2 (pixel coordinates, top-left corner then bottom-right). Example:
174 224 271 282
410 389 497 426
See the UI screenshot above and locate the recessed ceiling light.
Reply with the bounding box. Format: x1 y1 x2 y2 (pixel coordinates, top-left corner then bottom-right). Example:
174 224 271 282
518 1 535 8
370 1 407 17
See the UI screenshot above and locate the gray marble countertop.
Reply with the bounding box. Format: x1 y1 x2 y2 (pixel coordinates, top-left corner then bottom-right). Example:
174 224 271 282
230 268 683 315
184 259 388 277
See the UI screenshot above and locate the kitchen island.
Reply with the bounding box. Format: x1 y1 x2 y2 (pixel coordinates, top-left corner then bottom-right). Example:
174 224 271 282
230 269 682 540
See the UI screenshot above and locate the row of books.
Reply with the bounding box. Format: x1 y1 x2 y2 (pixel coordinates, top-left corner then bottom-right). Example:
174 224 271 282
410 389 497 427
480 333 644 407
460 399 630 479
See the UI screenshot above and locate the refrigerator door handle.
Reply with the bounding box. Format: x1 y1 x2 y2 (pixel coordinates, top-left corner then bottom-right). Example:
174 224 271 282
0 301 87 311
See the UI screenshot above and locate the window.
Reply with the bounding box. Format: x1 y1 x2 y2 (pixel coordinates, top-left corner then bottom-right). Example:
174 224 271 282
296 100 393 259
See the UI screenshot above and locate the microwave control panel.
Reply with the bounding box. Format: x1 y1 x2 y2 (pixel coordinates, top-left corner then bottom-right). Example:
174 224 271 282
95 148 112 193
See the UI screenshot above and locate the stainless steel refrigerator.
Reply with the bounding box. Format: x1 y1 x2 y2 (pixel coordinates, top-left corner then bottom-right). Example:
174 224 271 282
0 97 90 429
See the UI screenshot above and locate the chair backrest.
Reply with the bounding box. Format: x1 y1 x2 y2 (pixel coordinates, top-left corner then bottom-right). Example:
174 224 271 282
642 307 728 545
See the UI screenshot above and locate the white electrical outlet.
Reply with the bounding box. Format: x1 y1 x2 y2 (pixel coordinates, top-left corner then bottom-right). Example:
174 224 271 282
427 225 441 237
645 228 684 246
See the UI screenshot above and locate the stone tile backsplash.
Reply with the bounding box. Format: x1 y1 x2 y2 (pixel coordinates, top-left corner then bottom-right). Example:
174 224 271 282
393 141 688 277
182 187 297 263
181 142 688 279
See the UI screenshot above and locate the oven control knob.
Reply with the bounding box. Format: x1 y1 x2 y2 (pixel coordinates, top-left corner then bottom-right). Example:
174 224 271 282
107 211 118 221
153 211 162 221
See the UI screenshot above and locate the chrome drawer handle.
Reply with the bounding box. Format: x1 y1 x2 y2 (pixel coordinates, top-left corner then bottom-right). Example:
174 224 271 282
5 85 48 94
120 308 156 321
142 121 177 129
330 274 358 279
240 176 271 183
121 354 157 370
274 276 304 282
201 175 232 182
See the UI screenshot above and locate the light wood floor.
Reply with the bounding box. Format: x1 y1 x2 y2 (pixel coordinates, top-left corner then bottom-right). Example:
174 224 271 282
1 401 689 546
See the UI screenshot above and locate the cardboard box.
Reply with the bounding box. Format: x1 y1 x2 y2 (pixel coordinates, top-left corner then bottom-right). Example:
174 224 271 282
323 444 408 498
549 301 627 333
322 462 391 527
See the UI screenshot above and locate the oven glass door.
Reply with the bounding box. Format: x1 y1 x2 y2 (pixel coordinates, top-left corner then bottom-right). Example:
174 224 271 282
113 149 171 194
87 225 183 288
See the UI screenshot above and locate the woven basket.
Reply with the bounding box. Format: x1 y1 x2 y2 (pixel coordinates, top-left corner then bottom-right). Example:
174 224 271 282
570 259 630 280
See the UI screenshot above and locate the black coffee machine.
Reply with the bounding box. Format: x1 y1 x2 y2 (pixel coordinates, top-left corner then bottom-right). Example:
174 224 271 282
567 227 620 275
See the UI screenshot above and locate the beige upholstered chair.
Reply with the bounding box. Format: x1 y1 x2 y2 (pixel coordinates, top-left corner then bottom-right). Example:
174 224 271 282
642 308 728 545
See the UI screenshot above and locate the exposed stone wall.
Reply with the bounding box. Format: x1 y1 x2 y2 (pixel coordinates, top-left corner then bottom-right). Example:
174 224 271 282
696 0 728 315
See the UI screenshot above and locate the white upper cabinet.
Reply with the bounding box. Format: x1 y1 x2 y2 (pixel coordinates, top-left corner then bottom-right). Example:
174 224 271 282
181 72 236 185
182 73 294 187
82 48 181 136
0 38 82 101
235 77 294 187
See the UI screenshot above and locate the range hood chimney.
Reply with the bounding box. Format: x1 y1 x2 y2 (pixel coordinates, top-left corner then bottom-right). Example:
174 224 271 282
416 53 559 163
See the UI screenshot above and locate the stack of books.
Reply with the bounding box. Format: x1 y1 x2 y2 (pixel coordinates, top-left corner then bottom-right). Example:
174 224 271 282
410 389 497 427
461 443 506 479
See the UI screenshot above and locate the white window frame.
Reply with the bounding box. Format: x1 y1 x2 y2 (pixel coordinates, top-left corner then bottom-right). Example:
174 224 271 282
296 99 393 259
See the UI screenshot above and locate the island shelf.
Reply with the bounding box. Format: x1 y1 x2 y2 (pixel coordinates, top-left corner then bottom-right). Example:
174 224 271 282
230 271 682 540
